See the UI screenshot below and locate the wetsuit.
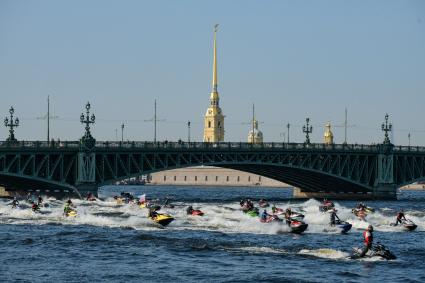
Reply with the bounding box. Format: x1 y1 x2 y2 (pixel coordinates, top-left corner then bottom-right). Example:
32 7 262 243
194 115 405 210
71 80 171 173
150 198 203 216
359 230 373 257
187 206 194 215
395 212 406 225
149 209 158 218
260 211 268 221
12 199 19 208
32 203 40 212
64 204 72 214
330 211 340 226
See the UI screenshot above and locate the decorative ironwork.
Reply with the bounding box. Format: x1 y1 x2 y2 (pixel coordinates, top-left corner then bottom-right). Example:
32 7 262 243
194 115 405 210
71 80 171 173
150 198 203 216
4 106 19 142
302 118 313 144
80 102 96 148
382 113 392 145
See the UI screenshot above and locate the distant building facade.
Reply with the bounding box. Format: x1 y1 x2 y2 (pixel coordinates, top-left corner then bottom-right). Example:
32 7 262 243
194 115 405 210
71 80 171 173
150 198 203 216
148 166 288 187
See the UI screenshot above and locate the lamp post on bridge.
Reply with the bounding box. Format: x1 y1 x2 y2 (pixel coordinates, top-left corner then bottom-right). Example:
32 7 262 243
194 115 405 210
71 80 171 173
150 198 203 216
4 106 19 143
302 118 313 145
121 123 124 142
408 133 411 147
381 113 392 145
287 123 290 143
80 102 96 148
187 121 191 143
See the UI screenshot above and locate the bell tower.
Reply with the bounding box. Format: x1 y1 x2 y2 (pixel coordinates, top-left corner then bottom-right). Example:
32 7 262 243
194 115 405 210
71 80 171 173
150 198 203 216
203 24 225 142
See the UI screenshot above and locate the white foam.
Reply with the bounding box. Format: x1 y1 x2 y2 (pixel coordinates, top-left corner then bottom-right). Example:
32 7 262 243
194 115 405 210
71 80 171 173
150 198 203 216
298 248 350 259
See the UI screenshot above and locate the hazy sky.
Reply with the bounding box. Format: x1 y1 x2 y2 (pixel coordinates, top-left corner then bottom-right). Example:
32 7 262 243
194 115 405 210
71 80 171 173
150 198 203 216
1 0 424 145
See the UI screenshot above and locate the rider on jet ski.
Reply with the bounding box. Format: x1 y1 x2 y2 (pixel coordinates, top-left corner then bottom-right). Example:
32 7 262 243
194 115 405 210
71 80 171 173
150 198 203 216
63 203 72 215
329 208 340 226
260 210 269 221
284 208 292 224
186 206 194 215
395 209 407 225
11 197 19 208
148 207 159 218
31 202 40 212
356 202 366 210
359 225 374 257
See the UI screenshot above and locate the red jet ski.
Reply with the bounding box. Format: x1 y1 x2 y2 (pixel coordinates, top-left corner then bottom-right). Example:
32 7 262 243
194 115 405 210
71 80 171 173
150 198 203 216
288 219 308 234
191 209 204 216
187 206 204 216
260 215 308 234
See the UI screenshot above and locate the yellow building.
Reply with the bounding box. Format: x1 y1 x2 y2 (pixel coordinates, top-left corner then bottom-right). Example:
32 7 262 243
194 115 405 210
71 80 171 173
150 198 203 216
324 122 334 144
203 25 225 142
247 105 263 144
248 120 263 144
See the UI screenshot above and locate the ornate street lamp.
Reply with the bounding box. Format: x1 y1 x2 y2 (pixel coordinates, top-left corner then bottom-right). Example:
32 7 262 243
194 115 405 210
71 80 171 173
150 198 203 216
381 113 392 145
4 106 19 142
80 102 96 148
121 123 124 142
302 118 313 144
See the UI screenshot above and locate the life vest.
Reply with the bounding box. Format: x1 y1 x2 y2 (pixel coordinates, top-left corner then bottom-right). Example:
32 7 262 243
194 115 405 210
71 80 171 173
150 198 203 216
363 230 373 246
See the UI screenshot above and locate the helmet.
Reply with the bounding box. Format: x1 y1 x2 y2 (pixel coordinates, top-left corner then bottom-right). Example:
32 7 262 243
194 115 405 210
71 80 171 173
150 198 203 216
368 225 373 231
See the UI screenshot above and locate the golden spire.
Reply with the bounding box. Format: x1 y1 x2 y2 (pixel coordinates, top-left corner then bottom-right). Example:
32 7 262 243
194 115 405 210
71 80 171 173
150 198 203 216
212 24 218 93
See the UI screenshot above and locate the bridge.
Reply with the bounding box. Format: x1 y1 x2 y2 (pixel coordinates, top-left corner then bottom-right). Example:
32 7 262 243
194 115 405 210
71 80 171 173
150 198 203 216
1 140 425 199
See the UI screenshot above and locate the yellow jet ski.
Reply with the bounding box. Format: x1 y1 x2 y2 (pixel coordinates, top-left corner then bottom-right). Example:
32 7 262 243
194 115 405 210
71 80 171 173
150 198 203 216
66 210 78 217
150 213 174 226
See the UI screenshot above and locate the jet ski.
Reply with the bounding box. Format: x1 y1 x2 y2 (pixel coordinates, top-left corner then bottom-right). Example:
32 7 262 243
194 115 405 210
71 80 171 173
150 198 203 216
258 199 269 208
334 220 352 233
150 213 174 226
260 215 308 234
351 243 396 260
260 215 280 223
391 219 417 231
190 209 204 216
289 211 305 220
351 208 367 220
271 206 284 215
65 210 77 217
244 207 259 217
289 219 308 234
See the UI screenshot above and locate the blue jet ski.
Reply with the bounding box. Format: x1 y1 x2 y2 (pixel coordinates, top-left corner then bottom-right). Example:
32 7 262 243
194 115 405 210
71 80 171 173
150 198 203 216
335 220 352 233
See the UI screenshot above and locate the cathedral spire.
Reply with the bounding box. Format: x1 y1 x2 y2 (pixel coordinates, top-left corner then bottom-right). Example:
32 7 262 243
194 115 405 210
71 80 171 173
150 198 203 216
204 24 224 143
212 24 218 93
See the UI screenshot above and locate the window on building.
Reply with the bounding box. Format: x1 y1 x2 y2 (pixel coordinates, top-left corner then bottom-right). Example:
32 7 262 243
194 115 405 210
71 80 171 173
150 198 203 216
163 176 166 181
258 176 262 182
237 176 240 182
184 176 187 181
248 176 251 182
205 176 208 181
216 176 218 181
218 121 221 127
174 176 176 181
195 176 198 181
226 176 229 182
208 121 211 128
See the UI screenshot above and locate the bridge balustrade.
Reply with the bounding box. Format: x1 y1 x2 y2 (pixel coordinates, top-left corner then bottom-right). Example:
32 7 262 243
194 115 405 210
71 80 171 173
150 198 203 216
1 140 425 153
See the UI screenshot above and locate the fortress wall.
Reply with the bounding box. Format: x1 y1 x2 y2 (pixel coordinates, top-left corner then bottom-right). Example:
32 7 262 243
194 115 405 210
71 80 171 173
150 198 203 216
148 166 289 187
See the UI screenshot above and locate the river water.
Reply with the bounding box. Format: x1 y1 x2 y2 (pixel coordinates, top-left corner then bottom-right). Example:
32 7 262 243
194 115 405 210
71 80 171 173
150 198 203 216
0 186 424 283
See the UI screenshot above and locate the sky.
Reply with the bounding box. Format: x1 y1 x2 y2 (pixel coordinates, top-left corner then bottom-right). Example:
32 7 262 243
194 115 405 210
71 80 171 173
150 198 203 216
0 0 424 145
